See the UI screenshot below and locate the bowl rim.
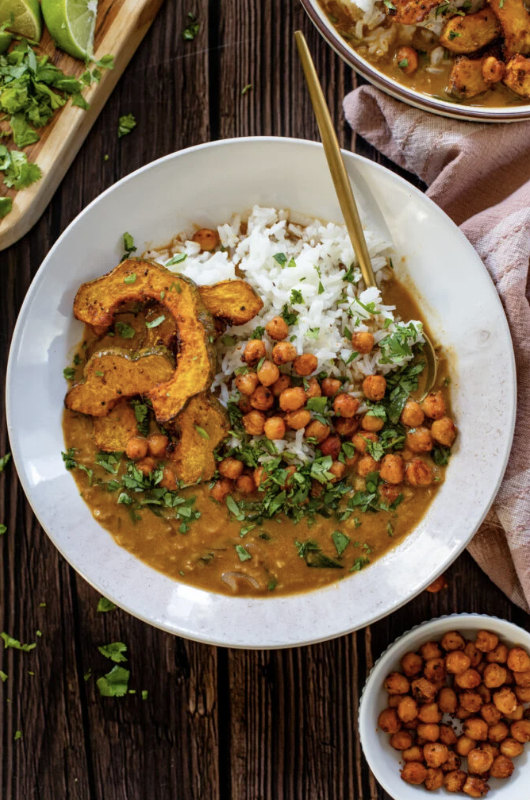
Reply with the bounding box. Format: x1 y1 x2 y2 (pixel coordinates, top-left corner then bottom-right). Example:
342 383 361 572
5 137 517 648
299 0 530 123
359 613 530 798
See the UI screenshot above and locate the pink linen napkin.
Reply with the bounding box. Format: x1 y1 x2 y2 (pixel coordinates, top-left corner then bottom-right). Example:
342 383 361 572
344 85 530 612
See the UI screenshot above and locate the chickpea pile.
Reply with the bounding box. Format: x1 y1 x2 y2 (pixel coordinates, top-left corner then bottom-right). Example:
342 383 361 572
378 629 530 796
209 317 456 504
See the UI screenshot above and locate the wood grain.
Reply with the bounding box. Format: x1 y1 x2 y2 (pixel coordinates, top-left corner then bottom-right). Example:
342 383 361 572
0 0 527 798
0 0 165 251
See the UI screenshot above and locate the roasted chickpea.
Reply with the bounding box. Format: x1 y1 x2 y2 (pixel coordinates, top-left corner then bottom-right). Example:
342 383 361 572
271 342 297 366
476 631 499 653
483 663 508 689
396 45 419 75
334 416 358 437
500 738 524 758
271 374 291 397
456 669 482 690
236 371 260 396
285 409 311 431
160 466 177 491
491 754 514 779
305 377 321 399
456 706 472 721
243 339 266 367
440 724 458 747
513 669 530 687
136 456 156 476
460 692 483 714
477 686 491 706
320 434 341 460
505 704 524 721
482 56 505 84
328 461 346 483
265 316 289 341
293 354 318 376
481 703 502 727
464 718 488 742
361 413 384 432
379 482 402 504
398 696 419 723
406 459 434 487
257 359 280 387
438 687 458 715
515 685 530 703
384 672 410 695
321 378 342 397
126 437 148 460
486 643 508 664
444 770 467 793
254 466 268 488
363 375 386 402
400 400 425 428
264 416 286 441
333 393 360 418
352 431 378 454
421 391 446 420
465 641 483 668
424 658 446 682
351 331 374 354
420 642 443 661
406 427 433 453
403 745 424 763
468 748 493 775
423 743 448 768
511 719 530 743
304 420 330 444
488 722 509 743
401 762 427 785
378 707 401 734
279 386 306 412
239 394 252 414
236 474 256 494
192 228 220 251
446 651 471 675
391 731 414 751
463 775 490 798
456 735 477 757
419 703 442 724
210 478 233 502
219 457 244 480
426 575 447 593
493 687 518 716
242 410 266 436
431 416 457 447
401 652 423 677
250 385 275 411
357 454 380 478
480 743 499 760
507 647 530 673
417 723 440 743
380 454 405 485
441 630 465 652
425 767 444 791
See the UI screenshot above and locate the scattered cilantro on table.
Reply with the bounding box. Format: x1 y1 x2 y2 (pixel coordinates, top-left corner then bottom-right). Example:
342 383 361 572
183 12 200 41
1 632 36 652
96 665 130 697
118 113 136 138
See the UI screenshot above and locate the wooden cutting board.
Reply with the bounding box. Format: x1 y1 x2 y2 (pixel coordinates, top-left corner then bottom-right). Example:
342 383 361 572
0 0 165 251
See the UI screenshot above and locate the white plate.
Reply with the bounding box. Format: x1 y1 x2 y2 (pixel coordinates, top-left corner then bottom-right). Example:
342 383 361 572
359 614 530 799
6 138 516 648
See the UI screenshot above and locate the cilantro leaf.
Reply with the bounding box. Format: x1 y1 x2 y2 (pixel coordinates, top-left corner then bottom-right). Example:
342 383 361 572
98 641 127 663
0 197 12 218
234 544 251 562
118 113 136 138
115 321 135 339
96 665 130 697
1 632 36 652
332 530 350 557
0 452 11 472
97 597 116 613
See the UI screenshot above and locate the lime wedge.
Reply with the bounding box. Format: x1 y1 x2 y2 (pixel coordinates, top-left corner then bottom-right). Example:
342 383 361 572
0 0 42 41
41 0 98 61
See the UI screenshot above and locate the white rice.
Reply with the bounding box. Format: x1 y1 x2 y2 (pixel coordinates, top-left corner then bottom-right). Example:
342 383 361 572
146 206 424 465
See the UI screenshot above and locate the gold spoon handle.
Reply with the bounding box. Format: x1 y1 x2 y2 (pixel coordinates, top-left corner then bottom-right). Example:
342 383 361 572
294 30 375 289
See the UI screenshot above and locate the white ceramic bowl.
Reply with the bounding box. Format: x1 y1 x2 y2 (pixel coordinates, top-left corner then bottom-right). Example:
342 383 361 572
300 0 530 123
359 614 530 799
6 138 516 648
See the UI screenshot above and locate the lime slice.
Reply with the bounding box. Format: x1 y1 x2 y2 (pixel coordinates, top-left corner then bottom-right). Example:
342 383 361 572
41 0 98 61
0 0 42 41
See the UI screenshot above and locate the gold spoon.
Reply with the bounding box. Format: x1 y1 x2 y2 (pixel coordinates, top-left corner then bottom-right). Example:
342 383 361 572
294 30 437 397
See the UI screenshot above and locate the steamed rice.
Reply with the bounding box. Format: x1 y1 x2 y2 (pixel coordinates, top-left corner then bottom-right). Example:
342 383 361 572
145 206 424 465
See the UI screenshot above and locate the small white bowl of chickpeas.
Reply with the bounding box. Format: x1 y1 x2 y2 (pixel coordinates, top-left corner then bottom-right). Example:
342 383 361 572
359 614 530 799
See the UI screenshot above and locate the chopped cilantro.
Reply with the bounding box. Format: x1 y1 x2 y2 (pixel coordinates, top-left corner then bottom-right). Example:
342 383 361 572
0 525 6 535
183 12 200 40
332 530 350 557
63 366 76 380
281 304 298 326
122 232 137 260
123 273 137 284
96 665 130 697
98 642 127 663
273 253 288 267
221 334 236 346
0 197 12 218
1 632 36 652
94 370 104 377
226 495 244 520
194 425 210 439
146 314 165 329
398 59 409 69
130 401 150 436
84 668 92 681
252 326 265 340
290 289 304 305
0 670 7 682
165 253 187 267
115 321 135 339
448 30 461 40
306 396 328 413
306 327 320 339
141 690 149 700
318 281 325 295
235 544 251 562
267 578 277 591
118 114 136 138
0 452 11 472
97 597 116 613
350 556 370 572
95 451 123 475
383 0 396 10
241 84 252 95
0 146 41 190
433 445 451 466
14 731 22 741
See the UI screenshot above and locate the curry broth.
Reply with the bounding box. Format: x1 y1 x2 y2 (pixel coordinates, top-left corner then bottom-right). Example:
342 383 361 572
62 278 450 598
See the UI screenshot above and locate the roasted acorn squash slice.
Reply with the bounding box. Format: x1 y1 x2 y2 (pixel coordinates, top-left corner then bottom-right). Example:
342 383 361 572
198 280 263 326
170 392 230 484
72 259 216 423
93 399 140 452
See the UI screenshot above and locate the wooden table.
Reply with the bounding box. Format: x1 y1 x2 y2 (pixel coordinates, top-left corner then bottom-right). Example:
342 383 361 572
0 1 526 797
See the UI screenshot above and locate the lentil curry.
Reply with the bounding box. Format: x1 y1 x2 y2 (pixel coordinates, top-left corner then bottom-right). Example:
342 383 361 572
62 222 457 598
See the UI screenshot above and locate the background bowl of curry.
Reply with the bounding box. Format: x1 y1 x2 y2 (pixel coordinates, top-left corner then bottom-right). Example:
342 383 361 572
6 137 516 647
300 0 530 123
